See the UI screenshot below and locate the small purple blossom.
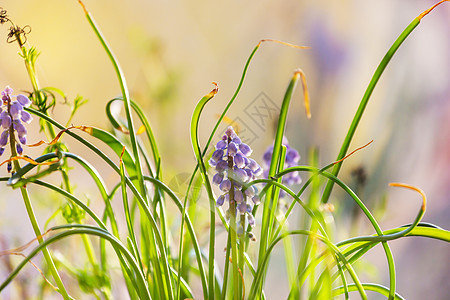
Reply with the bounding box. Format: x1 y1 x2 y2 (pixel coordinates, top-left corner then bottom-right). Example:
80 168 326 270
212 172 224 185
1 111 11 128
0 130 9 146
219 179 231 192
211 149 224 162
0 86 32 158
16 143 23 155
262 137 302 198
210 126 262 234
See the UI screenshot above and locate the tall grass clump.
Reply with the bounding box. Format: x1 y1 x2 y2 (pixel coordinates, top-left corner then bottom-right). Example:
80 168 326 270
0 1 449 299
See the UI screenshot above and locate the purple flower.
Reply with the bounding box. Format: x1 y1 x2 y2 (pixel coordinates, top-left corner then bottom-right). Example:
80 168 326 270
239 143 252 156
212 172 224 185
215 160 228 172
210 126 263 235
216 195 225 207
216 139 227 150
234 189 244 203
17 94 31 107
219 179 231 192
16 144 23 155
0 130 9 147
262 137 302 198
0 86 32 157
211 149 224 162
237 202 247 214
1 111 11 129
234 153 245 168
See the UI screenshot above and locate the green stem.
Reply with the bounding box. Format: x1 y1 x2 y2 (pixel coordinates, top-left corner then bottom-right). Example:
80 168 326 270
238 213 246 299
8 133 71 299
228 182 240 300
321 18 420 204
19 42 111 298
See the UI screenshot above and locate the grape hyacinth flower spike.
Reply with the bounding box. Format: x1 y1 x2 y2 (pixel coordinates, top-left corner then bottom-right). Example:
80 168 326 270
0 86 32 163
210 126 262 236
262 136 301 198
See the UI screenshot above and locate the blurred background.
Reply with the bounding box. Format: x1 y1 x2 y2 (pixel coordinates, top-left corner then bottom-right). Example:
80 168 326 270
0 0 449 299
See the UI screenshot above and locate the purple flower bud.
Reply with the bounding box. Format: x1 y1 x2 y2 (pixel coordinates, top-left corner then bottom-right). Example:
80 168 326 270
19 135 27 145
7 161 12 173
234 153 245 168
1 86 13 97
232 136 241 144
215 160 228 172
234 189 244 203
247 158 259 171
227 142 238 156
254 167 263 177
16 143 23 155
0 130 9 146
225 126 236 138
239 143 252 156
20 110 33 124
216 195 225 207
0 147 4 156
219 179 231 192
216 140 227 150
252 195 260 205
10 102 22 118
212 172 224 185
248 214 255 227
244 186 255 197
233 168 249 182
1 111 11 129
237 202 247 214
211 149 224 162
286 148 300 165
14 121 27 136
17 94 31 107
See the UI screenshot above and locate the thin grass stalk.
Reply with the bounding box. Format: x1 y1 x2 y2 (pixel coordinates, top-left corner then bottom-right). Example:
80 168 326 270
190 84 219 300
6 130 71 299
25 106 174 299
321 2 448 204
0 225 151 299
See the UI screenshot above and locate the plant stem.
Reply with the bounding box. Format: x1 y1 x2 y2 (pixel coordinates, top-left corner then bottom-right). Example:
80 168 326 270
229 184 240 300
8 133 71 299
18 42 110 299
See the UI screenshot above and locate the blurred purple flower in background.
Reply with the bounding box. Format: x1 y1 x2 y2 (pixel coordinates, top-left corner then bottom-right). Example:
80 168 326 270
0 86 32 157
262 137 301 198
210 126 262 230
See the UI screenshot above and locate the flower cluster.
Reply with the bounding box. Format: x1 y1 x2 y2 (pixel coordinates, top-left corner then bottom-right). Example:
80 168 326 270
209 126 262 230
262 137 301 197
0 86 32 157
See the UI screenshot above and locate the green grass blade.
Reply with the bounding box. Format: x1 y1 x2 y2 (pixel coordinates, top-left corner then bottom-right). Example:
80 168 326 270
333 283 405 300
0 224 150 299
322 10 436 204
190 84 219 300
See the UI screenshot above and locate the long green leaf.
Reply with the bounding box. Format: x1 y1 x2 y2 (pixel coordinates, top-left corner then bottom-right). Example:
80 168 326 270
190 84 219 300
